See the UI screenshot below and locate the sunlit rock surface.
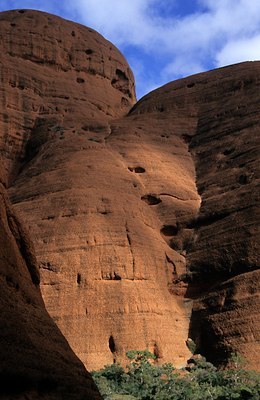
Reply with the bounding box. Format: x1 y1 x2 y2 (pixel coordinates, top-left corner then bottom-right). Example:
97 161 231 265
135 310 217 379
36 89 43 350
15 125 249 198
0 10 259 372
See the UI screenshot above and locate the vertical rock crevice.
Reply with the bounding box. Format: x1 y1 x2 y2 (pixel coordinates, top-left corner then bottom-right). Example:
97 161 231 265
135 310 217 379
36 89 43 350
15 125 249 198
185 89 260 368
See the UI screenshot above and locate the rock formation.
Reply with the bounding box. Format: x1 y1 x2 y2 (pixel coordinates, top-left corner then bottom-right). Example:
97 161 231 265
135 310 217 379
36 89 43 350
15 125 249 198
132 64 260 369
0 9 259 374
0 9 135 187
0 183 101 399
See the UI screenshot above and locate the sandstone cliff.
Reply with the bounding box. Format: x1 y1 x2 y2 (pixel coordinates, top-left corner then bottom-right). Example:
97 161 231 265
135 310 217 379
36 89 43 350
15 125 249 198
0 184 101 399
0 9 135 187
133 65 260 369
0 9 259 373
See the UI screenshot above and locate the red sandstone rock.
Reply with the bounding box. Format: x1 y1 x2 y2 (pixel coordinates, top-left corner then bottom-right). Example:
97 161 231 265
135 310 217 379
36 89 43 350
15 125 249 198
0 183 101 399
2 9 194 370
0 9 259 373
0 9 135 186
190 270 260 370
129 63 260 369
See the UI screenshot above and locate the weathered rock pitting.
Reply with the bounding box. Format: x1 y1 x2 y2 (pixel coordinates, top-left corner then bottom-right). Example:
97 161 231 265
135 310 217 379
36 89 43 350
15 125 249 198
0 9 259 373
0 9 135 186
132 64 260 369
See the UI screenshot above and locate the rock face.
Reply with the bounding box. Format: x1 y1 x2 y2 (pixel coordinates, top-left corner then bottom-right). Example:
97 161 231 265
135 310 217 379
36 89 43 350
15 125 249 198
0 183 101 399
0 9 135 186
0 9 259 373
132 64 260 369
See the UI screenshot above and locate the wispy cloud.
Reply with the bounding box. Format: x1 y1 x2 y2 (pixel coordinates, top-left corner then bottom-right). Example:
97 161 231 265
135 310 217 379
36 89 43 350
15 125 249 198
216 35 260 66
1 1 260 98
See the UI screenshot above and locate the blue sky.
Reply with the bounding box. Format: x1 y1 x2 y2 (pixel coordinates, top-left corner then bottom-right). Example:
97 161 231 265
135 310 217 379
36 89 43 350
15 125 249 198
1 1 260 99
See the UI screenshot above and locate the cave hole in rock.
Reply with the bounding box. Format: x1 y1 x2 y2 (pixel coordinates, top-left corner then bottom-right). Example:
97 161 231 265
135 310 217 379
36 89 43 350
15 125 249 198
71 30 76 37
77 273 81 285
18 9 25 13
88 68 97 75
10 23 16 27
116 68 128 81
223 148 235 155
113 272 121 280
182 134 192 144
76 77 85 83
109 335 116 353
141 194 162 205
239 174 248 185
160 224 179 236
187 82 195 88
88 137 101 143
85 49 93 55
46 262 51 270
111 69 132 98
128 166 146 173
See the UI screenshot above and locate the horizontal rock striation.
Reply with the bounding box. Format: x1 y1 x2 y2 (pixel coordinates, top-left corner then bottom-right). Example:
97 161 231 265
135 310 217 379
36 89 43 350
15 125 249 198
1 9 259 372
131 63 260 369
0 9 135 186
0 183 101 399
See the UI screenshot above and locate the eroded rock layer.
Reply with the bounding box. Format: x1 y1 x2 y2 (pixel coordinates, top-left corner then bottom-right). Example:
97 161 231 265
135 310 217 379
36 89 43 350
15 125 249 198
1 10 259 372
0 183 101 399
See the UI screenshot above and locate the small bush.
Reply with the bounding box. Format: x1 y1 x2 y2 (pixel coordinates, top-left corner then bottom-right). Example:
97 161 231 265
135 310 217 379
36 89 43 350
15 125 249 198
92 350 260 400
186 338 197 354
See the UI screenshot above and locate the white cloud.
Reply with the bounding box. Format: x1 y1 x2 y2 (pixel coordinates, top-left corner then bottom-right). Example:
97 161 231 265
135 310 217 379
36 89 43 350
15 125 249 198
216 35 260 66
1 0 260 97
66 0 260 91
64 0 156 47
68 1 260 50
162 58 205 81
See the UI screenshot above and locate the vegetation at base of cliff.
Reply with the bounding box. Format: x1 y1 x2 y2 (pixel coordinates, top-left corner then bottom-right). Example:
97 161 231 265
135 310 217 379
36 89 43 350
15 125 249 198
92 350 260 400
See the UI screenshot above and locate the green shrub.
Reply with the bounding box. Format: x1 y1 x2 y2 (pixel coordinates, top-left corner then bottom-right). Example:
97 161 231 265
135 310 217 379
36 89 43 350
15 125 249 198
92 350 260 400
186 338 197 354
